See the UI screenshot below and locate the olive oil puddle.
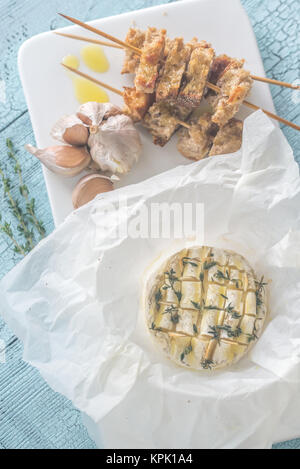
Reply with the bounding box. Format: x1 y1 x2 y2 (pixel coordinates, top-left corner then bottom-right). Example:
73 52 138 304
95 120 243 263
62 46 110 104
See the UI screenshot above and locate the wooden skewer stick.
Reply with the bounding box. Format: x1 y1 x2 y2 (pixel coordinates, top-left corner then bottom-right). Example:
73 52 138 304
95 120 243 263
58 13 141 55
243 100 300 131
56 24 300 91
54 31 123 49
250 74 300 90
62 64 123 96
177 120 190 129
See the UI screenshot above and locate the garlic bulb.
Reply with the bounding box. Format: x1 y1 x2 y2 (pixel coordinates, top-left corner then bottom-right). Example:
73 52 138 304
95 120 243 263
72 173 114 209
25 144 91 177
51 115 89 146
88 114 142 174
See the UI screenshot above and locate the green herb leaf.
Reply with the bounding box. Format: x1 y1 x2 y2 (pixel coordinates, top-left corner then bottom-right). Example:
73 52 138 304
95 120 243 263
203 261 217 270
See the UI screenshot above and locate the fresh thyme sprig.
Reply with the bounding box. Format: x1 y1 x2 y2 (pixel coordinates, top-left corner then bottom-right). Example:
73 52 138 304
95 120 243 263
150 322 162 332
180 342 193 362
0 138 46 256
164 268 182 301
214 269 241 288
163 304 180 324
0 166 34 252
0 215 26 256
6 138 45 238
203 260 217 270
208 324 242 343
201 359 214 370
255 276 268 309
191 300 203 310
182 257 198 268
155 288 162 311
224 302 241 319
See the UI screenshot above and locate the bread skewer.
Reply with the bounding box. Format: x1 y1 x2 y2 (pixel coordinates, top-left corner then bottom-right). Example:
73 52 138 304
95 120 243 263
56 18 300 131
56 25 300 91
62 64 300 133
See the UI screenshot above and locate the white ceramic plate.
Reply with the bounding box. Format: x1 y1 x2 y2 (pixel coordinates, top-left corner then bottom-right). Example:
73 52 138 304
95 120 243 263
18 0 275 226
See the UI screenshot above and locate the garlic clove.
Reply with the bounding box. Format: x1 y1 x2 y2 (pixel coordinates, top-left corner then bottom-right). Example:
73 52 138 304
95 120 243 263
25 144 91 178
72 173 114 209
63 124 89 146
77 112 93 126
51 115 89 146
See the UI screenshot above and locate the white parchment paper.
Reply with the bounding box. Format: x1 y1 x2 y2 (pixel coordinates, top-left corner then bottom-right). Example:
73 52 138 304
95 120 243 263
1 111 300 449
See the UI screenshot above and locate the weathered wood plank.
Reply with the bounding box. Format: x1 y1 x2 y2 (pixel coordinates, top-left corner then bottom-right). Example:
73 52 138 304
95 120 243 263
242 0 300 166
0 339 96 449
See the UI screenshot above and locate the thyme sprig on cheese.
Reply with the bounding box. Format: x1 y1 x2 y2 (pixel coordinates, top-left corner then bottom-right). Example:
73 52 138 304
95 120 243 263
163 304 180 324
214 269 242 288
150 321 162 332
180 342 193 362
164 268 182 301
203 260 218 270
201 359 214 370
225 303 241 319
208 324 242 343
155 288 163 311
255 276 268 308
182 257 199 268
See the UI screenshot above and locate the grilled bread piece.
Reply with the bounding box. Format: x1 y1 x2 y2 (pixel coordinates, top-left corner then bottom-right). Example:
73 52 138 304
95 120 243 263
143 102 191 147
156 38 192 103
123 87 154 122
145 246 267 371
206 54 232 97
122 28 145 74
177 112 217 160
210 58 253 127
135 27 167 93
178 112 243 160
209 118 243 156
178 41 215 107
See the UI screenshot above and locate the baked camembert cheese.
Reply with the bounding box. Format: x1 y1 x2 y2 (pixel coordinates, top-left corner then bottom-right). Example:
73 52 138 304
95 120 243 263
145 246 267 371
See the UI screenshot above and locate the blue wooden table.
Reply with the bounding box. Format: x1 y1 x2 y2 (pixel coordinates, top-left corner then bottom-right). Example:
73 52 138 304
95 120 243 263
0 0 299 449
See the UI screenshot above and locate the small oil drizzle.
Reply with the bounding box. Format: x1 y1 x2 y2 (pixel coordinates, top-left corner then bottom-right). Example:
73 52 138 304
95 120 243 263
81 45 110 73
73 77 109 104
62 54 80 70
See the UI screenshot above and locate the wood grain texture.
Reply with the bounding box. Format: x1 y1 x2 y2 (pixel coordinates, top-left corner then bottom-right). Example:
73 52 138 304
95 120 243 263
0 0 299 450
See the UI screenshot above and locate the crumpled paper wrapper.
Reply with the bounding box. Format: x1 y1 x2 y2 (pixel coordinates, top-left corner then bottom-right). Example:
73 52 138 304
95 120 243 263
1 111 300 449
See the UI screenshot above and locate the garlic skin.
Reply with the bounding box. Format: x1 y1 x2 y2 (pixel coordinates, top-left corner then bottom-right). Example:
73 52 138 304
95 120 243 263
51 115 89 146
25 144 91 178
77 102 122 128
72 173 114 209
88 114 142 174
